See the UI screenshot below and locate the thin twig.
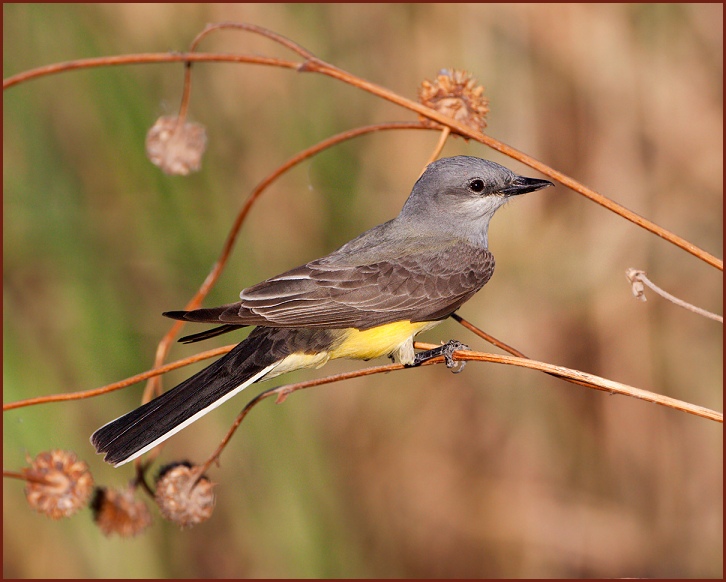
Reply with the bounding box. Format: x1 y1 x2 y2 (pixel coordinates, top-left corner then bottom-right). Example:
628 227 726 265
133 462 157 499
196 360 417 475
451 313 528 358
451 314 611 390
142 122 434 403
2 469 56 486
188 22 317 60
4 38 721 275
198 342 722 472
178 22 319 134
176 64 192 124
3 470 28 481
626 268 723 323
3 345 235 411
3 25 723 442
422 127 451 170
298 55 723 271
413 342 723 423
3 469 32 485
4 31 721 270
3 53 302 89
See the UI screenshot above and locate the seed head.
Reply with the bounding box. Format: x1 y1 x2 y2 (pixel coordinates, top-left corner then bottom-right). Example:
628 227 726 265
146 115 207 175
418 69 489 133
155 462 216 529
22 450 94 519
91 486 152 537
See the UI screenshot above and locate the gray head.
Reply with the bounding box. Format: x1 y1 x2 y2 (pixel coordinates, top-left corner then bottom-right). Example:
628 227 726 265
399 156 552 247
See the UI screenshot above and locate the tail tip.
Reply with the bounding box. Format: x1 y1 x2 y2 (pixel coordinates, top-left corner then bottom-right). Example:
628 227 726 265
162 310 188 320
90 427 134 467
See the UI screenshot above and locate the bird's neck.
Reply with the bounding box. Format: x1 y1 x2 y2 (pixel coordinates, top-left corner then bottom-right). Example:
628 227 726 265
394 214 491 250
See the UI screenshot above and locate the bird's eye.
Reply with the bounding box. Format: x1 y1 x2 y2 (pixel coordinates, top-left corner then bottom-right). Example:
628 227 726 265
468 179 485 193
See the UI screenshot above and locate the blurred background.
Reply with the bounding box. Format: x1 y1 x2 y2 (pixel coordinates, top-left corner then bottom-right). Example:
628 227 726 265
3 3 722 578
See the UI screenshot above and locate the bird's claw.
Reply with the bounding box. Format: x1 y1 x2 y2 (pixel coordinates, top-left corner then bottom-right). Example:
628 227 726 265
412 340 469 373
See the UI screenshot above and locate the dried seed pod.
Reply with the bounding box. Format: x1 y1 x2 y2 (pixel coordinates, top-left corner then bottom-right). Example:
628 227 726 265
22 450 94 519
155 462 215 529
418 69 489 133
91 486 152 537
146 115 207 175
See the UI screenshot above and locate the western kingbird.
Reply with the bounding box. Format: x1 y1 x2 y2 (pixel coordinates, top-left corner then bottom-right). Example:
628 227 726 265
92 156 552 466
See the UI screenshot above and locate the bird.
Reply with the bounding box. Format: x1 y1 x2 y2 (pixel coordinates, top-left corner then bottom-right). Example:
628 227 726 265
91 156 553 466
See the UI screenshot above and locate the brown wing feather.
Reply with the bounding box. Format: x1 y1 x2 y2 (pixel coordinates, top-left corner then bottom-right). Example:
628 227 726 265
169 241 494 331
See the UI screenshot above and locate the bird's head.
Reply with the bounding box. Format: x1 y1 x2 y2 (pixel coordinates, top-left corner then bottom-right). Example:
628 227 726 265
399 156 553 247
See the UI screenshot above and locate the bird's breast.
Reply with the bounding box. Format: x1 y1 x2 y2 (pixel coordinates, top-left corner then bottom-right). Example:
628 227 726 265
328 320 440 361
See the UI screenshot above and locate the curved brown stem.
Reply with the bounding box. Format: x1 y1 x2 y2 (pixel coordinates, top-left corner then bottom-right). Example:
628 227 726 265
5 31 720 271
142 122 434 404
3 345 235 411
300 57 723 271
197 340 722 475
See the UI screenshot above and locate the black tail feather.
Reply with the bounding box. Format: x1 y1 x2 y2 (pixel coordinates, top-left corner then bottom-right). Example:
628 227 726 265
178 324 245 344
91 330 280 466
163 304 241 324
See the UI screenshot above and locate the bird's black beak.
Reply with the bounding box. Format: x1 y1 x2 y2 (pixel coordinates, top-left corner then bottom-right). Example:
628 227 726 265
500 176 554 197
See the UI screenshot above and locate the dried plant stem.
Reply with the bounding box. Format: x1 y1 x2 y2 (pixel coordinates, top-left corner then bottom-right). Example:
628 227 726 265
2 470 49 485
626 268 723 323
3 23 720 463
198 341 722 471
451 314 611 391
300 57 723 271
167 123 429 312
7 315 719 425
188 22 316 59
3 345 235 412
3 470 59 487
413 342 723 423
176 63 193 124
178 22 319 136
196 361 415 475
7 328 718 479
133 462 157 499
3 470 27 481
423 127 451 170
6 45 720 272
451 313 528 358
3 53 303 90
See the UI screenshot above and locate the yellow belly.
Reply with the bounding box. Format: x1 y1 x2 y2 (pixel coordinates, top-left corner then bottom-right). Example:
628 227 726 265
328 320 439 361
267 320 441 379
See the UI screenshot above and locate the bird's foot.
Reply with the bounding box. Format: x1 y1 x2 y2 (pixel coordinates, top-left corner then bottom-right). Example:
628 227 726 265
412 340 469 373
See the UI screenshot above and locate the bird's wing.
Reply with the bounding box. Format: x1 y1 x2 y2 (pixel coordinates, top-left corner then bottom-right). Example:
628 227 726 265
167 242 494 331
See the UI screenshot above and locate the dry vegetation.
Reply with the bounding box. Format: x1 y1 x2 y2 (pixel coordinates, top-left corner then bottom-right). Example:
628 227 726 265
3 4 722 578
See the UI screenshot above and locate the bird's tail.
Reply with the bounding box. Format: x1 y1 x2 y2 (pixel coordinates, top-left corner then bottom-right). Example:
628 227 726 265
91 330 282 467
